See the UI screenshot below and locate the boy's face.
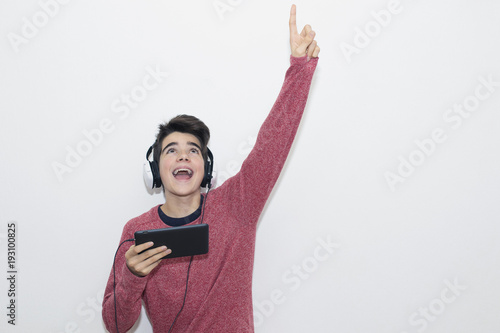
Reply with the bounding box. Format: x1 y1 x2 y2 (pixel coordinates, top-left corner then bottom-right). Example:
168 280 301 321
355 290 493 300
159 132 205 197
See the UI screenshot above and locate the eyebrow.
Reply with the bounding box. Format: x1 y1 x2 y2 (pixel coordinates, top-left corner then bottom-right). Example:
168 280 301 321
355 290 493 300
162 141 202 154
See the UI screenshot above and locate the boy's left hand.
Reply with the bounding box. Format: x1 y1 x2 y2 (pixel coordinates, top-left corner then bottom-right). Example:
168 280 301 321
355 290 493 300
289 4 320 60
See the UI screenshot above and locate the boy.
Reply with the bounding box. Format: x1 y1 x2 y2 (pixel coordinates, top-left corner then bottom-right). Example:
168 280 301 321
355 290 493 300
102 5 320 332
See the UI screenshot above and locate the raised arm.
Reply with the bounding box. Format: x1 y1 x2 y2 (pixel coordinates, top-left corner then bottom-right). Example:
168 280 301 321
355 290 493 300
218 5 320 224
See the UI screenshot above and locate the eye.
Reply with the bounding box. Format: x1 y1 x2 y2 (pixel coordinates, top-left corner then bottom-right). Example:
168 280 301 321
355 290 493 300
166 148 176 154
190 148 200 154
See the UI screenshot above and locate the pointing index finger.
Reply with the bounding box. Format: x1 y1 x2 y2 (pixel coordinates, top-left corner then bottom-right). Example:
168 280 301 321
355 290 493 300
289 4 298 36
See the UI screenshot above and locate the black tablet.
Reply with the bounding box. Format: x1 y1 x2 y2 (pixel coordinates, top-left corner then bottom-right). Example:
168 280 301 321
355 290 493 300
134 224 209 259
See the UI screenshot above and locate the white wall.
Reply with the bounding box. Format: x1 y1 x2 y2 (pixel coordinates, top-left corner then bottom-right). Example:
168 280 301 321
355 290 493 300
1 0 499 332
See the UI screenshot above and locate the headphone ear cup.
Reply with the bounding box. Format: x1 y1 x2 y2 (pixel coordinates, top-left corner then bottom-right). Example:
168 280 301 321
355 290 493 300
201 148 214 188
144 145 162 189
150 160 162 188
201 161 208 188
143 161 155 189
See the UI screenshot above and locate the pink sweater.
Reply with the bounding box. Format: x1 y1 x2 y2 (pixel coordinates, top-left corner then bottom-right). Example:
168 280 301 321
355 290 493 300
102 55 318 333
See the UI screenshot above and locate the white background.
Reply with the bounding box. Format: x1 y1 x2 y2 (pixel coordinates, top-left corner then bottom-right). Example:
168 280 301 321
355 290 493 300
1 0 499 332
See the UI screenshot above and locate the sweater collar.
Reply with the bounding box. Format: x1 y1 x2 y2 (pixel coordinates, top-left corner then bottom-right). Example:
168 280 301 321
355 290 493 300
157 194 204 226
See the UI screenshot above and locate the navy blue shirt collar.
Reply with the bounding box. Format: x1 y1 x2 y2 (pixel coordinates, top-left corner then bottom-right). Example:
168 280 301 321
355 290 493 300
157 194 204 227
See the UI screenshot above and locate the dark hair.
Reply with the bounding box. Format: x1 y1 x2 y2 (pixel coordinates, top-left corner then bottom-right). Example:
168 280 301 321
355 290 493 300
153 114 210 163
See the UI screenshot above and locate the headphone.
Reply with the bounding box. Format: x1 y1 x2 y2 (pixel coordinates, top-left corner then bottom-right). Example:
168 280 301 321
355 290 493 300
143 144 214 189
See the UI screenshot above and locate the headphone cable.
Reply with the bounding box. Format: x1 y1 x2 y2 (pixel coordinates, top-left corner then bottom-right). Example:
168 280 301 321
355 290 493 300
113 185 212 333
167 183 212 333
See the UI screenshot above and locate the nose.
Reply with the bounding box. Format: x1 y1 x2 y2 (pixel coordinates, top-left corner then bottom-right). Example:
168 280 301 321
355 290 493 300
177 150 190 161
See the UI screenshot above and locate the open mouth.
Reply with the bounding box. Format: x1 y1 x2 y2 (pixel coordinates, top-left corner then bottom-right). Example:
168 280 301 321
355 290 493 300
172 168 193 180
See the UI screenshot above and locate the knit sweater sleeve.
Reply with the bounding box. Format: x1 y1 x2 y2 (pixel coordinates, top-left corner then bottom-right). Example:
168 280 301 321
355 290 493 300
101 223 149 333
219 55 318 224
